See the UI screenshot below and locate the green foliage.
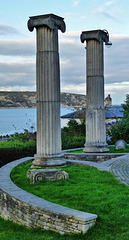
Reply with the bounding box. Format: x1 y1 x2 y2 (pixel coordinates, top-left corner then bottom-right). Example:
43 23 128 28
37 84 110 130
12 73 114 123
9 129 30 142
107 120 129 144
67 146 129 153
62 119 85 137
108 94 129 144
62 134 85 150
0 216 62 240
61 119 85 149
10 162 129 240
67 149 83 153
108 145 129 153
0 127 86 166
0 138 36 168
121 94 129 119
73 107 86 123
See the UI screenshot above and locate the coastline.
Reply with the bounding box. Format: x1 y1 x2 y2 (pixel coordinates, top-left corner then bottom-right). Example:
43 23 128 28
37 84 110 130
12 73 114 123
0 107 72 137
0 105 74 109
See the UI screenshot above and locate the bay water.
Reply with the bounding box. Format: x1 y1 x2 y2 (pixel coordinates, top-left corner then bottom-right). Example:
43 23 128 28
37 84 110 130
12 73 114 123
0 108 73 136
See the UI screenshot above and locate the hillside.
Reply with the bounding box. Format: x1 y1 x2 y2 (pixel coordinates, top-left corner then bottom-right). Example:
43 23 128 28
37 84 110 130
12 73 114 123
0 91 86 108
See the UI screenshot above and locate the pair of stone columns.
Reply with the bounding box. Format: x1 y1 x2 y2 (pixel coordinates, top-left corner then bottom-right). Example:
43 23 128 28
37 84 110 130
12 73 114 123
27 14 112 165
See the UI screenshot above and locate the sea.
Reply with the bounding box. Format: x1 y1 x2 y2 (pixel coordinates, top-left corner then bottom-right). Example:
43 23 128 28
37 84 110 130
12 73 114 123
0 108 74 136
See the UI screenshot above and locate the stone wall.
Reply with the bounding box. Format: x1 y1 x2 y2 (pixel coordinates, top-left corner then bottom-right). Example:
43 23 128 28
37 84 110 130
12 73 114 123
0 157 97 234
64 152 124 162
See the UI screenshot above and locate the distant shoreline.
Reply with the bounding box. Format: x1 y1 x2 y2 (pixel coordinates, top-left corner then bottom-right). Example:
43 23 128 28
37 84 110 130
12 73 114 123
0 107 36 109
0 91 86 109
0 105 74 109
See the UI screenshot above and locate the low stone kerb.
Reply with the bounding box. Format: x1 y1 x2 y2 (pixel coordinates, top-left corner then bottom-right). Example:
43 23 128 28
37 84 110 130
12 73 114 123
0 157 97 234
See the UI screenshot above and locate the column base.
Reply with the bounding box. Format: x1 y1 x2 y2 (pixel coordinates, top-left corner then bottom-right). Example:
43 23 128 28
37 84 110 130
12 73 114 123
32 153 66 167
83 143 109 153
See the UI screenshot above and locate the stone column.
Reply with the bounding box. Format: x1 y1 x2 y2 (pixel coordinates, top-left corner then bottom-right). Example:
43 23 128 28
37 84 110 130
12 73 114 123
80 30 112 153
28 14 66 166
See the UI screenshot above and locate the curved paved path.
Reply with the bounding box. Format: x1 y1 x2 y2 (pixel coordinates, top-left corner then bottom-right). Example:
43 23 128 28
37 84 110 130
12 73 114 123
109 155 129 185
67 154 129 186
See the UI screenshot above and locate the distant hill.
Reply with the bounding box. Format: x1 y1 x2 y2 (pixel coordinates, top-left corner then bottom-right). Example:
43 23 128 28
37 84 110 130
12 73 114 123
0 91 86 108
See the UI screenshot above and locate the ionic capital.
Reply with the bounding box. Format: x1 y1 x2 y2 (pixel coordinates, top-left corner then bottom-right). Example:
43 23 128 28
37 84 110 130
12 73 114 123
80 29 112 46
27 13 66 33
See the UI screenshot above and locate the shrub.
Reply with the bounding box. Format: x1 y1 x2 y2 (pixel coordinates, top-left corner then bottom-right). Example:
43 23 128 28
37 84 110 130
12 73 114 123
62 119 85 137
0 140 36 167
107 94 129 144
62 134 85 150
107 120 129 144
61 119 85 149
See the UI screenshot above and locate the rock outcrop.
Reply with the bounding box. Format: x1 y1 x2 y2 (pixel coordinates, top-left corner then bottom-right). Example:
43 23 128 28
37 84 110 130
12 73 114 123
0 91 86 108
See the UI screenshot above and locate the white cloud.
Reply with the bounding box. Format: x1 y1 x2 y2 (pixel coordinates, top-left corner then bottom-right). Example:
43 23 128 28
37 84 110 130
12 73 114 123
72 0 80 7
0 86 36 92
105 0 116 6
105 82 129 104
95 0 118 21
61 83 86 95
105 82 129 91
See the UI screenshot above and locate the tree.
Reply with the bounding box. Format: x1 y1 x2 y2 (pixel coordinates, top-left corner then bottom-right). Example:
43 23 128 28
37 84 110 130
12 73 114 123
121 94 129 119
107 94 129 144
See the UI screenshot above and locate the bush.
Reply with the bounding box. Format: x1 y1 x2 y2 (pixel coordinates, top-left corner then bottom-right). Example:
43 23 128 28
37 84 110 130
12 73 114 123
9 129 36 142
107 94 129 144
62 133 85 150
61 119 85 149
0 139 36 167
0 122 86 167
107 120 129 144
62 119 85 137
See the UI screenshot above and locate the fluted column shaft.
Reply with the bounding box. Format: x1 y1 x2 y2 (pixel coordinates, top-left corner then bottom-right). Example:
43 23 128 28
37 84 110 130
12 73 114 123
80 30 112 152
28 14 66 156
36 27 61 155
86 40 106 151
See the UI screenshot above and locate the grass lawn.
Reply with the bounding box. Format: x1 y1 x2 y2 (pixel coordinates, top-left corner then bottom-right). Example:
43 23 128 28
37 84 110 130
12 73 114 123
0 217 63 240
3 161 128 240
67 145 129 153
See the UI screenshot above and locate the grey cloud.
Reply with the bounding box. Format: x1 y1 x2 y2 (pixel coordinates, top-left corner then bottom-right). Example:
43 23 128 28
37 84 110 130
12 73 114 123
0 39 35 56
0 62 35 74
104 36 129 84
0 32 129 98
0 24 19 35
60 38 85 87
0 73 35 87
60 34 129 90
0 62 36 88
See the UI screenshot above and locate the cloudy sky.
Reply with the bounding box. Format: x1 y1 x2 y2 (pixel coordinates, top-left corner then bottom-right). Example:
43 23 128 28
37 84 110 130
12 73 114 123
0 0 129 105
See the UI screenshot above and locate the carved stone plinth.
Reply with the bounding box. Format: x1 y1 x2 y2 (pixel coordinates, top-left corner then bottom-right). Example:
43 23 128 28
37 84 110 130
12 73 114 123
27 168 69 184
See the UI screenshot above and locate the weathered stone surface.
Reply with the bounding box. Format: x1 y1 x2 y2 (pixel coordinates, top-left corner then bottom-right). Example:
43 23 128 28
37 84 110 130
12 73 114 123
0 157 97 234
28 14 66 160
28 14 66 33
80 30 112 153
115 140 127 150
0 91 111 109
32 155 66 167
64 152 124 162
27 168 69 183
